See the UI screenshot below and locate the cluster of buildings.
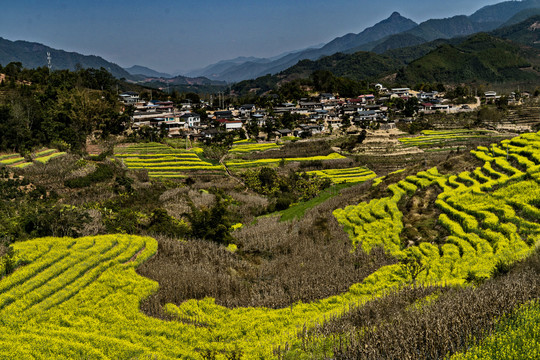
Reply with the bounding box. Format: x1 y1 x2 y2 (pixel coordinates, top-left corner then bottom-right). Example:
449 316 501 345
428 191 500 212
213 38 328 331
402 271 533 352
118 86 496 140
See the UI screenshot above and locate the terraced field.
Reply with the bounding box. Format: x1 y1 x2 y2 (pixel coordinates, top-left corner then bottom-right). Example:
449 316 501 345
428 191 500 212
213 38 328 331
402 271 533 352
0 149 66 169
307 166 377 184
225 152 346 170
335 132 540 282
452 301 540 359
228 142 282 154
3 131 540 359
114 142 225 178
399 129 510 150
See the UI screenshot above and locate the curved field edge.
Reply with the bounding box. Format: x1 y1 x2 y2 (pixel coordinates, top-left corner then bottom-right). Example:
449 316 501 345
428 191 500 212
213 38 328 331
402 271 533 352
3 131 540 359
0 235 404 359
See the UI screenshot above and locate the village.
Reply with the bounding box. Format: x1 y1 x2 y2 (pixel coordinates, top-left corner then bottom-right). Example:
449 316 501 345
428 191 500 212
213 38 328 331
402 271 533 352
119 85 527 142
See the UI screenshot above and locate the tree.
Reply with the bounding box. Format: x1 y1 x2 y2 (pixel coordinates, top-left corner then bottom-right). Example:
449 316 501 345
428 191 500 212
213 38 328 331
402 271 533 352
246 119 260 139
277 80 307 101
147 209 189 238
341 114 351 131
186 195 233 245
311 70 336 93
3 62 22 79
263 119 277 140
184 92 200 105
193 107 208 121
280 112 301 129
401 252 425 283
0 245 16 277
403 97 419 117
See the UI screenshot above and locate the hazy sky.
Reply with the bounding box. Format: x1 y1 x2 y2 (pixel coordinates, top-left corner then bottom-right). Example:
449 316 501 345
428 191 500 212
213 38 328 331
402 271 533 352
0 0 503 74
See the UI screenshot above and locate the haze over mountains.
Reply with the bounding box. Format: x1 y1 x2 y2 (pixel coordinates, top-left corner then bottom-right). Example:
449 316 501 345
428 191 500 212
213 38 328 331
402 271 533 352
0 37 132 79
230 14 540 97
190 0 540 82
186 11 418 83
1 0 540 86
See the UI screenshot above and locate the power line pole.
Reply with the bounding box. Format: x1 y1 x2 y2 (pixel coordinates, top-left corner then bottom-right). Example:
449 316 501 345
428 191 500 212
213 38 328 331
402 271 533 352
47 52 52 71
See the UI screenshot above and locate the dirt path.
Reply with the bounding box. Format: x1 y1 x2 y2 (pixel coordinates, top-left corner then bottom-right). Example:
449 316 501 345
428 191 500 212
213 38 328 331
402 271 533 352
219 155 247 189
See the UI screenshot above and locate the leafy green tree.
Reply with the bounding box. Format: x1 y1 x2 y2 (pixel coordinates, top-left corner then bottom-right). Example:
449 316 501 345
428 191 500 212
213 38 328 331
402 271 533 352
184 92 201 105
21 204 90 238
341 115 351 131
246 119 260 139
0 245 16 277
280 112 301 129
147 209 189 238
186 195 233 245
263 119 277 140
403 97 420 117
277 80 307 101
311 70 337 93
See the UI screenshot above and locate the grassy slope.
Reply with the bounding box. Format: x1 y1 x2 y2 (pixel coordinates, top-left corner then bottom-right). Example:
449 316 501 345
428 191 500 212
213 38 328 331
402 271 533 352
279 183 354 221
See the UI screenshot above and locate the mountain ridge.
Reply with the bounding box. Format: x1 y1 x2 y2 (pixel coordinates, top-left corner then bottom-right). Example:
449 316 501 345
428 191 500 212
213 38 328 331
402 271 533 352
198 1 540 83
0 37 132 79
188 12 418 82
231 16 540 96
124 65 172 79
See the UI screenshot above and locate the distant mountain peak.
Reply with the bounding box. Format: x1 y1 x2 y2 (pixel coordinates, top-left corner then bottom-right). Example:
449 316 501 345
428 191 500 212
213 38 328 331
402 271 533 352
124 65 172 78
390 11 402 18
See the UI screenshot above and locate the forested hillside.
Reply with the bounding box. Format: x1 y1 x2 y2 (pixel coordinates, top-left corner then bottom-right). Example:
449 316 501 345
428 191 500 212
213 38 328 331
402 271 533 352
396 33 540 84
0 64 134 153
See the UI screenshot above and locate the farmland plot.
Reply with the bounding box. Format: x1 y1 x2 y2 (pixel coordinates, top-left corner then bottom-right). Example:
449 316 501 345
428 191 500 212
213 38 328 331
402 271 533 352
115 142 225 178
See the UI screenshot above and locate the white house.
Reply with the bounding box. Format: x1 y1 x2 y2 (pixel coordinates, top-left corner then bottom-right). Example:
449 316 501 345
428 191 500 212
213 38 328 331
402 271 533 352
180 113 201 128
119 91 139 104
391 88 411 97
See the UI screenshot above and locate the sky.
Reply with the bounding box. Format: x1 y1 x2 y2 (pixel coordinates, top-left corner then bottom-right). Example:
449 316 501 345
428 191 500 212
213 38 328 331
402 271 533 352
0 0 503 75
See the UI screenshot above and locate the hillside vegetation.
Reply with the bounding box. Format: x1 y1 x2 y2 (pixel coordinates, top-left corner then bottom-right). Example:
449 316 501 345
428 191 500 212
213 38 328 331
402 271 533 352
281 51 401 82
396 33 539 84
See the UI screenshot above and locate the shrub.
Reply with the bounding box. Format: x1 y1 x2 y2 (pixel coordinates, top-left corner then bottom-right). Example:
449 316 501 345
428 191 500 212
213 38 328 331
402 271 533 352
0 245 16 277
274 192 295 211
147 208 189 238
64 163 115 188
21 204 90 238
186 195 233 245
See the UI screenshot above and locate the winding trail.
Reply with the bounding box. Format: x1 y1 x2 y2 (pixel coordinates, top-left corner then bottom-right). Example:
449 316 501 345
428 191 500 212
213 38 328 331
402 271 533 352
219 154 247 188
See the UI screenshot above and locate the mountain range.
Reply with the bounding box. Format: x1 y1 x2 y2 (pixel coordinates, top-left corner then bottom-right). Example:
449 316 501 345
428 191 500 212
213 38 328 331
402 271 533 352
186 11 418 83
1 0 540 87
124 65 172 79
231 14 540 95
0 37 225 88
0 37 132 79
187 0 540 82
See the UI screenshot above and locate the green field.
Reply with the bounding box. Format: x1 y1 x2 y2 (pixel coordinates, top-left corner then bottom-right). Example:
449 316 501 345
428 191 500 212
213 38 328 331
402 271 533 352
307 166 376 184
0 149 66 168
279 183 354 221
228 142 282 154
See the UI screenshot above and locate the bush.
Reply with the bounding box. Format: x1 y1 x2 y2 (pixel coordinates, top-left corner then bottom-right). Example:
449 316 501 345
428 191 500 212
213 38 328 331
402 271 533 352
21 204 90 238
0 245 16 277
64 163 115 188
186 195 233 245
147 209 189 238
274 193 295 211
